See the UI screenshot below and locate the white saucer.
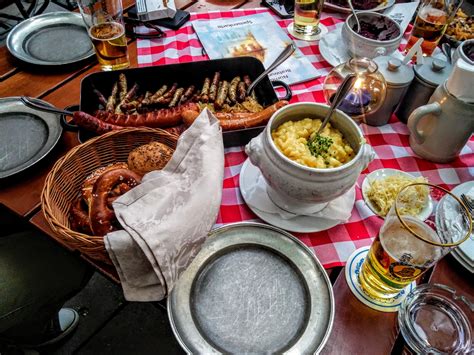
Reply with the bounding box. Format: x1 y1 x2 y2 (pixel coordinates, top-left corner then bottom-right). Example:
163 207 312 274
345 246 415 313
319 25 350 67
239 159 355 233
361 168 433 220
287 23 328 42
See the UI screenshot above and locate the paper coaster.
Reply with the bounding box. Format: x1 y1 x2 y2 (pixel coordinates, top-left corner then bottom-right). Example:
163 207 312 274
287 23 328 41
345 246 415 313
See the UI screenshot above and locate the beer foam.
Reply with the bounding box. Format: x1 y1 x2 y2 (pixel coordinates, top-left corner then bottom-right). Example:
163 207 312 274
380 216 442 267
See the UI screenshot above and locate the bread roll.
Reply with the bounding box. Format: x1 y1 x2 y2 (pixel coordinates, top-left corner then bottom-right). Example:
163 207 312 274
128 142 174 175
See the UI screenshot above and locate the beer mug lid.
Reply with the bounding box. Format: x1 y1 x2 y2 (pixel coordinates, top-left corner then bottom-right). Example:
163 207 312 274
374 56 414 87
414 57 453 87
398 284 473 354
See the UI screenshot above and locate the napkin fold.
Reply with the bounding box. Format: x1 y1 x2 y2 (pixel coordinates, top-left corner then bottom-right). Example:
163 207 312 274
246 172 354 222
104 109 224 301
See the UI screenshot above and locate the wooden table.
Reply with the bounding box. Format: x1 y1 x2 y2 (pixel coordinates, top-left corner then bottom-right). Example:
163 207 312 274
0 2 472 354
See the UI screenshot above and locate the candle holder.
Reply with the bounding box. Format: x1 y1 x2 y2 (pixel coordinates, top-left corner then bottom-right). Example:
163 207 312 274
323 58 387 124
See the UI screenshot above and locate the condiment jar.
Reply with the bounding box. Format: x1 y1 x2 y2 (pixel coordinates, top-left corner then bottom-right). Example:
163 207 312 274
369 56 414 126
395 57 452 123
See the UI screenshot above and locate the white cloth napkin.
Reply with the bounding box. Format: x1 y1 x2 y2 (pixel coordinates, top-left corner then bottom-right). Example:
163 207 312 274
246 172 354 222
104 109 224 301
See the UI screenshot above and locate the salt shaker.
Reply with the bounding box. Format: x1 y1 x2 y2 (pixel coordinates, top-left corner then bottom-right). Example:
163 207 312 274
368 56 414 126
395 57 452 123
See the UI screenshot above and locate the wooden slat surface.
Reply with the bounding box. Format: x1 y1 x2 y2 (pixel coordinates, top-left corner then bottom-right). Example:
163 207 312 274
320 271 399 354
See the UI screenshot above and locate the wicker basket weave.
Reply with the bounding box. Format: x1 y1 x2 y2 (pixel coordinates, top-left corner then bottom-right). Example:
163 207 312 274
41 128 178 265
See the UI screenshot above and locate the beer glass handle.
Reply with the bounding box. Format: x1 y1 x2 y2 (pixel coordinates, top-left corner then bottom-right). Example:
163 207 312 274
407 102 442 144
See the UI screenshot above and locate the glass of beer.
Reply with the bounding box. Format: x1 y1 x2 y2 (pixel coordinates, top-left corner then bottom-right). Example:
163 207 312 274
293 0 325 36
405 0 463 56
77 0 130 71
359 183 472 301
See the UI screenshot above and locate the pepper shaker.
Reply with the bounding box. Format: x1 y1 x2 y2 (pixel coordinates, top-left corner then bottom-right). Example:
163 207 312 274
395 58 452 123
368 56 414 126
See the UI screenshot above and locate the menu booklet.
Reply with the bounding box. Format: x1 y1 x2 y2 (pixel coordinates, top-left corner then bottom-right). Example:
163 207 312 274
192 13 321 85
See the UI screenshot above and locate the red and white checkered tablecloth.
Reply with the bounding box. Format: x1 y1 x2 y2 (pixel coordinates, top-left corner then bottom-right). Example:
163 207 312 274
137 8 474 269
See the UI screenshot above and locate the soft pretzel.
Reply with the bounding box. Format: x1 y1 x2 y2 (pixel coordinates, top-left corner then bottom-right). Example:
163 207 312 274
89 168 142 236
70 195 93 235
82 162 128 207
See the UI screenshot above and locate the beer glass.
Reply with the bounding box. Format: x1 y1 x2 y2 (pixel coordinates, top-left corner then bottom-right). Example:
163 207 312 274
359 183 472 301
293 0 325 36
405 0 463 56
77 0 130 71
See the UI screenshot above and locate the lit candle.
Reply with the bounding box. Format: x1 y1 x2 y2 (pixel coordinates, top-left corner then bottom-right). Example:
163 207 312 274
332 77 371 116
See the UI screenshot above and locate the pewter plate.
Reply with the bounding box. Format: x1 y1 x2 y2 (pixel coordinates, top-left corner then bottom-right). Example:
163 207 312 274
6 12 95 66
168 222 335 354
0 97 62 179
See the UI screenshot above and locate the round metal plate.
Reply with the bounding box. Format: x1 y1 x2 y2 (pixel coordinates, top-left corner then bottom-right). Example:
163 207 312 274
0 97 62 179
6 12 95 66
168 222 335 354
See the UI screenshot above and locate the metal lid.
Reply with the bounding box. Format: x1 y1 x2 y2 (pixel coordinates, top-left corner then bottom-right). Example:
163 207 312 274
374 56 415 87
168 222 335 354
414 57 453 87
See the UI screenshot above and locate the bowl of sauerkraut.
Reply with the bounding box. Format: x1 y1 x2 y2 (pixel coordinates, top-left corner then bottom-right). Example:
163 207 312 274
362 168 433 219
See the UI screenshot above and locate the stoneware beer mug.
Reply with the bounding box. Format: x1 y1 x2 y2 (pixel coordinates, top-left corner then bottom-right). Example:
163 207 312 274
407 82 474 163
359 183 472 302
77 0 130 71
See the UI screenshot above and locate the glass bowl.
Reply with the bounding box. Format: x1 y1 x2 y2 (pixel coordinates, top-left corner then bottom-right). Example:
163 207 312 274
398 283 473 354
323 57 387 123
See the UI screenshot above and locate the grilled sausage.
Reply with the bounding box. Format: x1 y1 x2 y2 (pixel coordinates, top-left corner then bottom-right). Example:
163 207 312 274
73 111 124 134
229 76 240 103
209 72 220 103
106 82 119 112
94 102 199 128
182 101 288 129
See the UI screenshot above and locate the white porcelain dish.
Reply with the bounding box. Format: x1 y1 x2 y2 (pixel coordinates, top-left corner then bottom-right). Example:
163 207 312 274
239 159 356 233
245 102 375 215
361 168 433 220
319 23 404 67
341 11 403 59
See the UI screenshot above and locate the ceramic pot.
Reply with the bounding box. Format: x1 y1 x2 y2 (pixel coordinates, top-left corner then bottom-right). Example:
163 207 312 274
341 12 402 59
452 39 474 65
408 82 474 163
245 102 375 214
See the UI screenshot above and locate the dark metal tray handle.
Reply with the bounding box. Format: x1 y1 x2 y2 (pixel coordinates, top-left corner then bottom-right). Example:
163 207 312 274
61 105 80 132
271 80 292 101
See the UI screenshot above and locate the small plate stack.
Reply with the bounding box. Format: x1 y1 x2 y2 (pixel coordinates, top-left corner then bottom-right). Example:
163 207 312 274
449 182 474 273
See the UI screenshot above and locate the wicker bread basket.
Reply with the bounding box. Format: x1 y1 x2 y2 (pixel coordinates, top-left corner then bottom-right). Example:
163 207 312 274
41 128 178 265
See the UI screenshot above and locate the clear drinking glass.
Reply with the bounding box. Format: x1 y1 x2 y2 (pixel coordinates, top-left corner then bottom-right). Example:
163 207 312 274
359 183 472 301
76 0 130 71
293 0 325 36
405 0 463 56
